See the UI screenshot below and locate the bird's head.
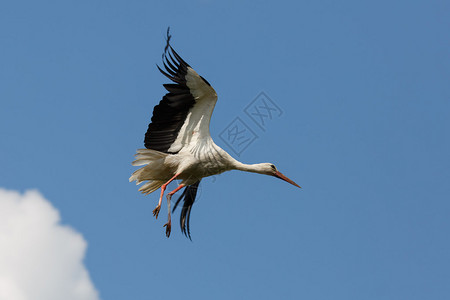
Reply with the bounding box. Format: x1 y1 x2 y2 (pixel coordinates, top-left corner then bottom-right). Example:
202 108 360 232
257 163 301 188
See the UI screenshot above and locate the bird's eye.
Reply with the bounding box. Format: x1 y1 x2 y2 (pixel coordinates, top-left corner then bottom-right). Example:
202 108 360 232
270 164 276 170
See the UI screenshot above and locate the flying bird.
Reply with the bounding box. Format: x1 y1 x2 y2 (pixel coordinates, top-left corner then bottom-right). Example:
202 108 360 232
130 28 300 239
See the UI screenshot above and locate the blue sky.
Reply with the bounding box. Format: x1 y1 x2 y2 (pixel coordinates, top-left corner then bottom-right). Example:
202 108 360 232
1 0 449 299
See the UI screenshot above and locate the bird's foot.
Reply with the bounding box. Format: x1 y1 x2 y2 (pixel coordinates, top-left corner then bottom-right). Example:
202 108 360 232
152 205 161 219
163 221 171 238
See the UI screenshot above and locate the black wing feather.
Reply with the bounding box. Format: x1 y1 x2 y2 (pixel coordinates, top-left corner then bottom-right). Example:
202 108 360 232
172 181 200 240
144 28 196 153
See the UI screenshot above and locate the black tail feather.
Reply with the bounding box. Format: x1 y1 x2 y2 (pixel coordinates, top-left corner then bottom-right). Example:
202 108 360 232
172 181 200 240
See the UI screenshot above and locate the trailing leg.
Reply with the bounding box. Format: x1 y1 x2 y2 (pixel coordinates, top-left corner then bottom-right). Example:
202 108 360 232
152 174 179 219
163 184 185 238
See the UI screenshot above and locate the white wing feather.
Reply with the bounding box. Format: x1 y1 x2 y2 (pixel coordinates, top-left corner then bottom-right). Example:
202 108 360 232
167 67 218 153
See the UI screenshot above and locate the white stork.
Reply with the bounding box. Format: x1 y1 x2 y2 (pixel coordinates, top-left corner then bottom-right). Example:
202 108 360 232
130 29 300 239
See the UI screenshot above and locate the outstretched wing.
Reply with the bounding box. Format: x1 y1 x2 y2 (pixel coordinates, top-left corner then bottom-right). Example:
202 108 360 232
144 30 217 154
172 180 200 240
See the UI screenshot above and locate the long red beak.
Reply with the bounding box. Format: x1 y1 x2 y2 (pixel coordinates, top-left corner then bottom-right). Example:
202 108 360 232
275 171 301 188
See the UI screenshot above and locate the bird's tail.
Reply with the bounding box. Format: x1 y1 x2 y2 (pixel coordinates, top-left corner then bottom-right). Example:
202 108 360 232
130 148 167 167
129 149 168 195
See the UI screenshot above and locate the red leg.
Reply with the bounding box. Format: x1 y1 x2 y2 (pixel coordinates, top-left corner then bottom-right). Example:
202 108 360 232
152 174 179 219
164 184 185 238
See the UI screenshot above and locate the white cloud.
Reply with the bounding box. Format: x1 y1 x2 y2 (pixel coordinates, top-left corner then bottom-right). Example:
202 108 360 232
0 188 100 300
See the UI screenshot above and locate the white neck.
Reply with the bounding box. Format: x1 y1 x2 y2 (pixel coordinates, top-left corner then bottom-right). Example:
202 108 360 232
232 160 267 175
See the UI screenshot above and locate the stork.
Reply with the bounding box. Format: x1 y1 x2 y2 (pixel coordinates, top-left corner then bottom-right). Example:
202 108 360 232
130 29 300 239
